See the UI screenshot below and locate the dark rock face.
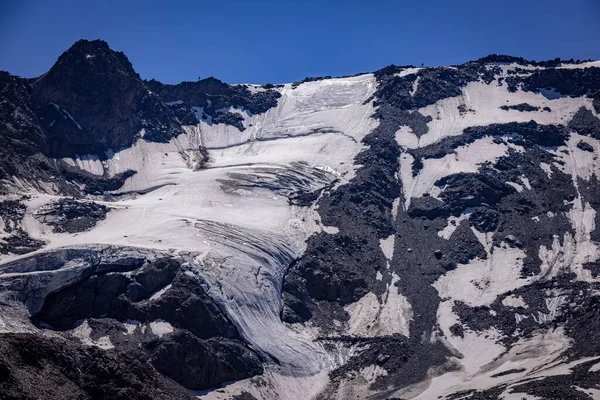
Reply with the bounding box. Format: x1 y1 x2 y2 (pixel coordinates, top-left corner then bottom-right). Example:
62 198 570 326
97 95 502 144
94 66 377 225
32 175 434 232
593 94 600 113
407 196 450 219
500 103 540 112
145 331 262 390
212 111 246 131
0 332 195 400
374 67 471 110
0 39 281 194
577 140 594 152
0 47 144 195
475 54 590 68
0 71 48 166
437 172 516 212
445 220 487 267
282 56 600 397
465 120 570 147
291 76 333 88
31 39 182 157
35 258 237 338
34 198 110 233
0 198 45 255
283 104 406 326
58 164 137 195
146 77 281 129
0 72 56 191
30 256 263 391
282 93 467 392
568 107 600 139
470 144 575 276
522 67 600 96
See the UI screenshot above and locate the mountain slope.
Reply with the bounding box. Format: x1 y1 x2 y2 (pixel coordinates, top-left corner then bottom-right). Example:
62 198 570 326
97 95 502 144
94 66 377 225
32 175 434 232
1 42 600 399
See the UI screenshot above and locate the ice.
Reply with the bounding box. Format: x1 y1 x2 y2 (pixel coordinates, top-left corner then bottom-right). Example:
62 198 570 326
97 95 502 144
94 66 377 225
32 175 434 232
379 234 395 261
502 295 527 308
123 320 140 335
438 209 473 239
149 284 172 300
395 67 423 77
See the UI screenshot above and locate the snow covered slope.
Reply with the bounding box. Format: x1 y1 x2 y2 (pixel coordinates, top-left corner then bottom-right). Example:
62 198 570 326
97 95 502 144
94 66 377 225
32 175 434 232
2 46 600 400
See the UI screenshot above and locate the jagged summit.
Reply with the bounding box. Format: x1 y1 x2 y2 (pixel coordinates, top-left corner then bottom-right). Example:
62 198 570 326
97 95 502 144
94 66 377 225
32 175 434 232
31 38 181 157
43 39 134 76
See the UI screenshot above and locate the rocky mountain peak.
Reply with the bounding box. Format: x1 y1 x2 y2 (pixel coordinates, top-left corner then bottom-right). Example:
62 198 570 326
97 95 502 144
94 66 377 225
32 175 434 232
45 39 134 77
31 39 182 157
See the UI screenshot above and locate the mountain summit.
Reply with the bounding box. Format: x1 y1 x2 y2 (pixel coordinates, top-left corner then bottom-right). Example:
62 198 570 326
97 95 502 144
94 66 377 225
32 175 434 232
31 39 182 156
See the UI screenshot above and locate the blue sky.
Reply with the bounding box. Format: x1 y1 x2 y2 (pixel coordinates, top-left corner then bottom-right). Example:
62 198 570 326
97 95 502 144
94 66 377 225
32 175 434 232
1 0 599 84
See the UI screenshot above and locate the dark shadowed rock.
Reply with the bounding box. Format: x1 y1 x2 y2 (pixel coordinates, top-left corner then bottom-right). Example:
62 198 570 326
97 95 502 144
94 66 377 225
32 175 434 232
0 332 195 400
500 103 540 112
569 107 600 139
35 198 110 233
31 39 182 157
577 140 594 152
0 199 45 255
146 76 281 129
145 331 263 390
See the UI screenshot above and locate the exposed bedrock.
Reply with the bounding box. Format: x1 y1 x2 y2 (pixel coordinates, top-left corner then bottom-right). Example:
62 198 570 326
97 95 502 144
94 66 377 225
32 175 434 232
31 39 183 157
34 198 110 233
0 198 45 255
0 246 263 394
0 332 196 400
282 97 467 392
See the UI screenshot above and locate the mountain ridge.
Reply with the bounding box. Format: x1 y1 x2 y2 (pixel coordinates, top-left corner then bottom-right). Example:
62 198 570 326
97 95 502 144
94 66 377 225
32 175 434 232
1 39 600 400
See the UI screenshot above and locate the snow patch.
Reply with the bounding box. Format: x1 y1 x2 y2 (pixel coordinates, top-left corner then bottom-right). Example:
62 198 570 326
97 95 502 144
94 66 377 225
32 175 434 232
434 237 529 306
70 320 114 349
150 319 174 337
438 209 473 239
379 235 395 261
345 273 412 337
502 295 527 308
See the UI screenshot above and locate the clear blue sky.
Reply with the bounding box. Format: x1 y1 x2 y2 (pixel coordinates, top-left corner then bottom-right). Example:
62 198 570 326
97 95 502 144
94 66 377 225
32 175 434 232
1 0 599 84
